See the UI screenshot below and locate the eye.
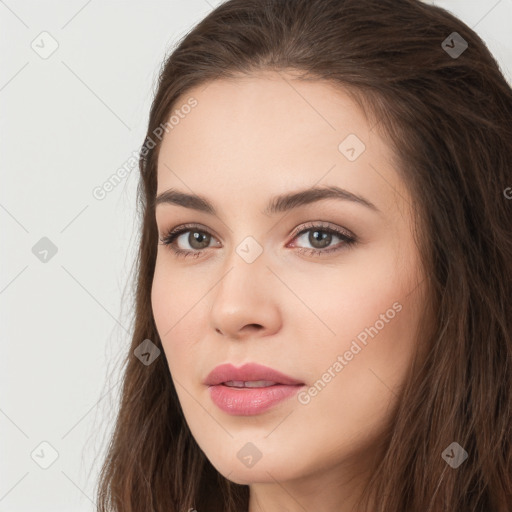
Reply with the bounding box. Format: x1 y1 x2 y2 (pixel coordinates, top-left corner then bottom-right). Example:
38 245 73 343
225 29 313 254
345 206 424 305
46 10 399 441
287 221 357 257
158 223 220 259
158 221 357 259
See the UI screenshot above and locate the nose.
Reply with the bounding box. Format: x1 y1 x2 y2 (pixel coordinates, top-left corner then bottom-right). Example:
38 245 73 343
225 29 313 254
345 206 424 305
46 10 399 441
209 252 282 340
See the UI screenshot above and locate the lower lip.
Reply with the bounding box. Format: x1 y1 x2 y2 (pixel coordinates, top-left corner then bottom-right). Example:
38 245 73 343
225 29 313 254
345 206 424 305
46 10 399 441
208 383 304 416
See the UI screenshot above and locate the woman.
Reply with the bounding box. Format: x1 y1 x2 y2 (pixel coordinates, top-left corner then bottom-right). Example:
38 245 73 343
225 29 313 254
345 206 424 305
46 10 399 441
96 0 512 510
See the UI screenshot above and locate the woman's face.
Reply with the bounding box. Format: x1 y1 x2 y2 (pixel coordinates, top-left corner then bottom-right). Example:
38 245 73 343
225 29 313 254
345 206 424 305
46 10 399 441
151 71 426 506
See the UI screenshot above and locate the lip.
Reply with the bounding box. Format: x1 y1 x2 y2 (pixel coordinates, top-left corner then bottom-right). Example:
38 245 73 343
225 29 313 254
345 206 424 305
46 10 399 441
204 363 305 416
203 362 304 386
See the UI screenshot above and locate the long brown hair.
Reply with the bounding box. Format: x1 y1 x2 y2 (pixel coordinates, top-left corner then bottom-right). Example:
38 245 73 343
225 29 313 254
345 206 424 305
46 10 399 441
96 0 512 510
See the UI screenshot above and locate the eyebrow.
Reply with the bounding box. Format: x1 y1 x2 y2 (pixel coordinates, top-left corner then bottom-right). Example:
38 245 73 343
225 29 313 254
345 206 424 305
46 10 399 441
154 185 380 216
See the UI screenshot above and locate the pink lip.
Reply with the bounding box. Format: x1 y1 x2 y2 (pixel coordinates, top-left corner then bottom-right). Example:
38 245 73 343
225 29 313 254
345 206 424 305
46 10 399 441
203 362 304 386
204 363 305 416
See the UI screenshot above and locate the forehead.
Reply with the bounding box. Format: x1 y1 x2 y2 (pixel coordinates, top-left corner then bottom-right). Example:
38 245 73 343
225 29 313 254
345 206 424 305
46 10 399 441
156 72 408 216
159 71 371 162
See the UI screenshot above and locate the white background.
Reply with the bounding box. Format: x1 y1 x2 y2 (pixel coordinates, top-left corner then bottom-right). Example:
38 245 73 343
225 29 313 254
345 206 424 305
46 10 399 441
1 1 511 510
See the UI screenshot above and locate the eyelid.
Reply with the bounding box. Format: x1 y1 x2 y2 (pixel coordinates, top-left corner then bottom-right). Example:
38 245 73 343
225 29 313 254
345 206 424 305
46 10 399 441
158 221 357 257
161 222 220 241
159 221 353 243
288 221 354 243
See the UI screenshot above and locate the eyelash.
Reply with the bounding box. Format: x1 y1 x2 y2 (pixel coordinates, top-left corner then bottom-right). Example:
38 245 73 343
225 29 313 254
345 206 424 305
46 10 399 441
158 222 357 259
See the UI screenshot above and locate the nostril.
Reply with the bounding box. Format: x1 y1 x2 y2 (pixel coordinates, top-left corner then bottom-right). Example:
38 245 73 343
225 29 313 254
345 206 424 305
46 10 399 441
245 324 263 331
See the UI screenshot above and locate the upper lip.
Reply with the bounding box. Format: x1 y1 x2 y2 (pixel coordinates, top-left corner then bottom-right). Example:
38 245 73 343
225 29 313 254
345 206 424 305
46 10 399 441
203 363 304 386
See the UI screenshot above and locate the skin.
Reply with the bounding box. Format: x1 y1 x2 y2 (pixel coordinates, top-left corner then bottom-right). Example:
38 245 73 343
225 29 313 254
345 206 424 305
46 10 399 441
151 71 427 512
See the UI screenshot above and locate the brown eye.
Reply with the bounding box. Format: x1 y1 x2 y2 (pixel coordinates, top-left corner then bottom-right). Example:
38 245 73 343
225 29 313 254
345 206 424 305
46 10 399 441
159 224 219 259
161 228 214 251
159 221 357 260
308 229 333 249
186 230 211 250
289 222 357 257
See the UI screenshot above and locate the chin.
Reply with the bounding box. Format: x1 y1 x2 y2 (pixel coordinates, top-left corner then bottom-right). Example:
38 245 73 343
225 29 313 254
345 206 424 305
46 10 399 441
209 453 298 486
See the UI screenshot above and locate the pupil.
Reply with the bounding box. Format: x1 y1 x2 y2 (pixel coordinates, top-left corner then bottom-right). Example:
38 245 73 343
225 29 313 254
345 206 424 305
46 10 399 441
310 230 331 248
190 231 210 249
186 229 333 251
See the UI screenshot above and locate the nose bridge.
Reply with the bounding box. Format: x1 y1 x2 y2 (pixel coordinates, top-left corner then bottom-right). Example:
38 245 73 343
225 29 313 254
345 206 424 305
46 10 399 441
209 235 281 336
215 235 268 302
217 214 269 283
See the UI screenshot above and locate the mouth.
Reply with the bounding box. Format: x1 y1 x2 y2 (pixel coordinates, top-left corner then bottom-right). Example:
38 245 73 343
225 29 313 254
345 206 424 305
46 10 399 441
204 363 305 416
207 381 304 415
203 362 304 387
221 380 283 388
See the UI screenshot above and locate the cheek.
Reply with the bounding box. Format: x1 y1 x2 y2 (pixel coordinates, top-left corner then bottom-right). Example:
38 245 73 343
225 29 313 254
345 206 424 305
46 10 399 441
296 241 422 395
150 259 208 375
151 265 210 439
295 243 416 342
151 257 200 337
151 262 175 344
291 278 422 463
